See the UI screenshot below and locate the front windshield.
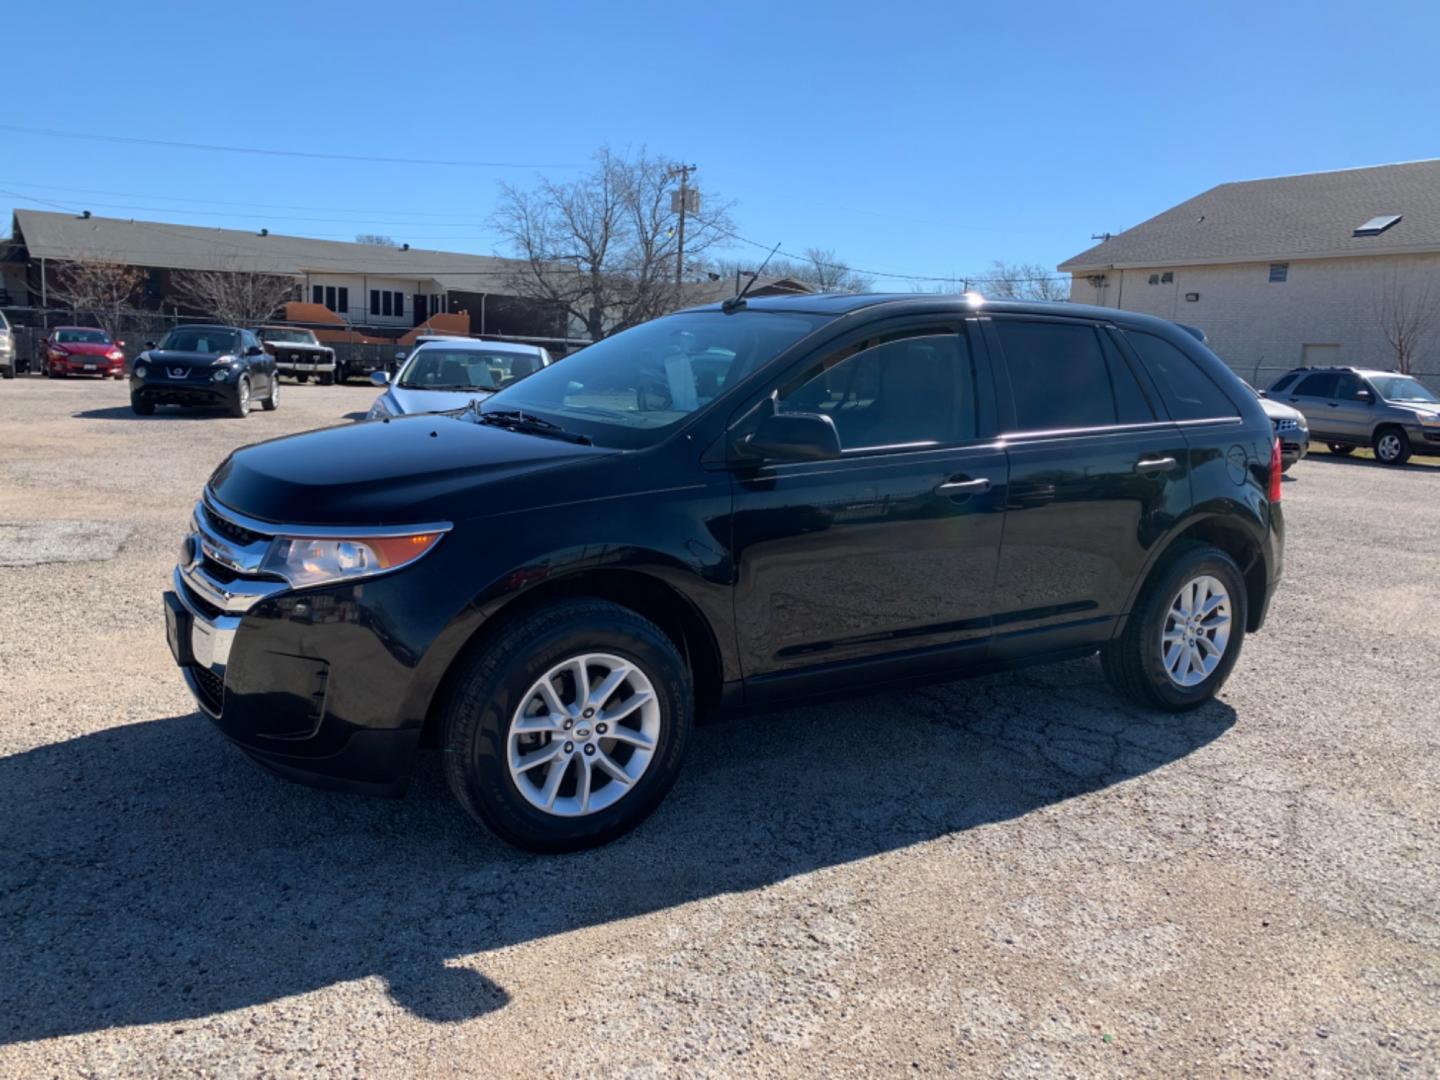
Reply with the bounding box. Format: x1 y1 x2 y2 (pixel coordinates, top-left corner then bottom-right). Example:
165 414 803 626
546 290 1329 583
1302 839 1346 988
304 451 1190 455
398 347 545 391
262 329 315 345
56 329 111 345
1370 375 1439 403
160 328 238 355
482 310 829 443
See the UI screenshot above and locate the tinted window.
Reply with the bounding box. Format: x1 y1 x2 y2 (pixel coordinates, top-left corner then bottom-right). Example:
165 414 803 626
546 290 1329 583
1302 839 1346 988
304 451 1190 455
1125 331 1239 420
1294 372 1338 397
1333 373 1362 399
55 329 111 344
1267 372 1301 394
1100 330 1156 423
160 328 238 354
779 332 973 451
996 321 1127 431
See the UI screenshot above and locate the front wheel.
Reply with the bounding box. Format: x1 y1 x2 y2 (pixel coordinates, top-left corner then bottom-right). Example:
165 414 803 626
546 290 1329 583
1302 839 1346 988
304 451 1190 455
1373 427 1411 466
261 376 279 411
319 371 334 386
1327 443 1355 456
441 599 693 852
229 376 252 418
130 393 155 416
1102 542 1247 711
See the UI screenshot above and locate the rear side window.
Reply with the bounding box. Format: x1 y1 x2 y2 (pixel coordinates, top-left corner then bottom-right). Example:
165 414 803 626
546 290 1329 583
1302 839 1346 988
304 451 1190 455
1267 371 1301 394
995 320 1153 431
1124 331 1239 420
1294 372 1338 397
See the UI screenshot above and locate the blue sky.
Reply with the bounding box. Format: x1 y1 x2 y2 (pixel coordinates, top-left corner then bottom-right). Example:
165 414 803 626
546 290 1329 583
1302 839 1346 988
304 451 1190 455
7 0 1439 288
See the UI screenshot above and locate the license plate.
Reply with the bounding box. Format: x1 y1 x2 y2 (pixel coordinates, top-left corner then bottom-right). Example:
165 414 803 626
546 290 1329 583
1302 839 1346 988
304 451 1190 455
164 592 193 666
84 364 97 371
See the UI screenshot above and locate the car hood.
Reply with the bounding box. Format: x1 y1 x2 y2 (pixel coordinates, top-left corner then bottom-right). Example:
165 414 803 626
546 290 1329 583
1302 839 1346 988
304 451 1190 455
143 349 229 370
55 341 118 356
208 412 616 524
1258 397 1305 423
1389 399 1440 417
387 385 498 415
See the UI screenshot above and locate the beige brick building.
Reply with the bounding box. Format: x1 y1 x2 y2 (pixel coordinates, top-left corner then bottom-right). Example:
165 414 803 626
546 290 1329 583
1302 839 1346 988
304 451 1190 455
1059 161 1440 389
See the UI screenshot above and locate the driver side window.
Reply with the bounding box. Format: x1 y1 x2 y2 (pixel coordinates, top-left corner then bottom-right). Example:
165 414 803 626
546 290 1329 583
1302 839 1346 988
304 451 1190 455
777 330 974 452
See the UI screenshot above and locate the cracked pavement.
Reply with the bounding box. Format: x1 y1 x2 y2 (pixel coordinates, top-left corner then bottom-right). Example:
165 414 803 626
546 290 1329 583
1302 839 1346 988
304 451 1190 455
1 376 1437 1077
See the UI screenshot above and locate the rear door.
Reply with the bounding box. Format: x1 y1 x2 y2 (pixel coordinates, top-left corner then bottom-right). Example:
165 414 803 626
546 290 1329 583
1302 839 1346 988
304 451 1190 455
983 315 1189 657
1283 371 1339 438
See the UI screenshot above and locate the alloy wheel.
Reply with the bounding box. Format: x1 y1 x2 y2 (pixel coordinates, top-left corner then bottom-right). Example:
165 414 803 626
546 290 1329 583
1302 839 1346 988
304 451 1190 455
1160 574 1232 688
238 378 250 413
1376 433 1402 462
506 652 661 817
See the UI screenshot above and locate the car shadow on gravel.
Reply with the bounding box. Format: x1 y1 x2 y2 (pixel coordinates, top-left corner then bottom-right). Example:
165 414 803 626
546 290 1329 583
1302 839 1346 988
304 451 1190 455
0 660 1233 1044
70 406 236 421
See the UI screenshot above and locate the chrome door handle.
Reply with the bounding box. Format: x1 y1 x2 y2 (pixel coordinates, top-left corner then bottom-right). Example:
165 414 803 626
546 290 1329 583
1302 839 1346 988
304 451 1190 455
936 477 991 495
1134 456 1177 474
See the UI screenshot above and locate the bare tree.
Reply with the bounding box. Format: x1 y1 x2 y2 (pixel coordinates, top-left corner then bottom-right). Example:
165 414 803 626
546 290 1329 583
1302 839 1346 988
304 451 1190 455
45 256 144 339
709 248 874 294
170 263 300 327
493 147 735 341
1374 265 1440 374
980 260 1069 301
355 234 400 247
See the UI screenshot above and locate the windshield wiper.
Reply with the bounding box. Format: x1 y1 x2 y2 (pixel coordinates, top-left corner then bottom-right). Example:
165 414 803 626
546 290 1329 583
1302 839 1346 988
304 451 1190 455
473 407 591 445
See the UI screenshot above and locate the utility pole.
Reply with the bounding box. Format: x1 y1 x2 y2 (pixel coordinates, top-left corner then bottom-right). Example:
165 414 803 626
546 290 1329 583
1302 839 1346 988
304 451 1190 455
669 163 698 286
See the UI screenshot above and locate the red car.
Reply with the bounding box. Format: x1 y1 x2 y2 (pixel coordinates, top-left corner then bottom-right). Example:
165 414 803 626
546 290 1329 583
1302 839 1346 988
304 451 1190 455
43 327 127 379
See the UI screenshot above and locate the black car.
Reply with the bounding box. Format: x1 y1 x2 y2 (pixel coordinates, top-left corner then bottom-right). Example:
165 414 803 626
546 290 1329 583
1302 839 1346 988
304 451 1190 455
131 325 279 417
165 295 1284 851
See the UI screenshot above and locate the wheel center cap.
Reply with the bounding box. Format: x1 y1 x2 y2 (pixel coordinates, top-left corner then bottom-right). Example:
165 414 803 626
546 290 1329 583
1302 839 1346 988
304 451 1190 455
575 727 591 738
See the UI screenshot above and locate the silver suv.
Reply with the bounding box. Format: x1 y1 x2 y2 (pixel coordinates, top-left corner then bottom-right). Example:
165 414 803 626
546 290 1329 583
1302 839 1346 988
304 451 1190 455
1266 366 1440 465
0 311 14 379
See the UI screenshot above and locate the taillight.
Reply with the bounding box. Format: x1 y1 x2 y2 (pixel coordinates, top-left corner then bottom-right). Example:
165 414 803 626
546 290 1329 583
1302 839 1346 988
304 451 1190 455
1268 437 1282 503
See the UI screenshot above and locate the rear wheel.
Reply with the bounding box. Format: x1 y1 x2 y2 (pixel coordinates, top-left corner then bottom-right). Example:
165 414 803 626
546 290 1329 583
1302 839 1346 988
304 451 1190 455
130 393 155 416
1373 426 1411 466
261 376 279 411
297 373 309 384
441 599 693 852
1327 443 1355 456
1102 542 1247 711
319 371 334 386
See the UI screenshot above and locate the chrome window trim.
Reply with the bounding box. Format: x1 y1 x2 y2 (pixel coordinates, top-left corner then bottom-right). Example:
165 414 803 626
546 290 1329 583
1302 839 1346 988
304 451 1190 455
999 416 1243 442
203 490 452 540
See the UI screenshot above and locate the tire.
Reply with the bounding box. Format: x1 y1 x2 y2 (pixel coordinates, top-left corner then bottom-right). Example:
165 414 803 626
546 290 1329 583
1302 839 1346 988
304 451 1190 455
1327 443 1355 456
1372 426 1411 466
261 376 279 411
319 372 334 386
1101 541 1248 712
229 376 252 418
441 599 693 852
335 362 348 385
130 393 155 416
297 374 309 384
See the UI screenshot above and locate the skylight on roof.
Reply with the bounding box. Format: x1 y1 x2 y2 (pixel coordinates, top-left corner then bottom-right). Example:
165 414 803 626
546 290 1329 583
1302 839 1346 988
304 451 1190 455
1354 214 1402 236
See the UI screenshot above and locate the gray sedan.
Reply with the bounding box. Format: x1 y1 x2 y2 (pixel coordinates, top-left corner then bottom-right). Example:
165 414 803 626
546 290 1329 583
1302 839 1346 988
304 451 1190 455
367 339 552 419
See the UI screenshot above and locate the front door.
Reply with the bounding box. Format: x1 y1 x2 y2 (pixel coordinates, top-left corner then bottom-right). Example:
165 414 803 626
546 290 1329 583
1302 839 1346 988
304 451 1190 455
983 316 1191 657
729 318 1007 702
414 294 428 327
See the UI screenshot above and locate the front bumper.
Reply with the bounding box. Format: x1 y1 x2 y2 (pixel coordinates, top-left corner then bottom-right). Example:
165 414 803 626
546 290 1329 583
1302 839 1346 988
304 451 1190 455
132 377 239 406
276 360 335 374
164 496 457 794
55 358 124 375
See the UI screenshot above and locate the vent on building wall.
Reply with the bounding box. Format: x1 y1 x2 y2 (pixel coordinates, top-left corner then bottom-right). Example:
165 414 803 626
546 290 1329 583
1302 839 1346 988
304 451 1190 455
1354 214 1401 236
1269 263 1289 282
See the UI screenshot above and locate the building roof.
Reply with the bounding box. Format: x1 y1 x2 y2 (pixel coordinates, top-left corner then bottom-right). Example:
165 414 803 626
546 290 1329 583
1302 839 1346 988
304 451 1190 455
1059 159 1440 272
10 209 526 293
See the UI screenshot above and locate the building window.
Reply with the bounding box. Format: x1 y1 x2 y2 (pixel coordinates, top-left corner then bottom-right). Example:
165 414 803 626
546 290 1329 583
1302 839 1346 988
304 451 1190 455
370 290 380 315
325 285 337 310
1148 273 1160 285
1269 263 1289 283
145 269 163 300
392 291 404 317
312 285 323 304
1160 271 1173 283
381 291 392 317
337 287 348 313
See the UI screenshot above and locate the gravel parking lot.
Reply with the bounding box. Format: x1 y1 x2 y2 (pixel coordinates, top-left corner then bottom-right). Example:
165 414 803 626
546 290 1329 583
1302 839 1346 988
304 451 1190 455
1 375 1437 1077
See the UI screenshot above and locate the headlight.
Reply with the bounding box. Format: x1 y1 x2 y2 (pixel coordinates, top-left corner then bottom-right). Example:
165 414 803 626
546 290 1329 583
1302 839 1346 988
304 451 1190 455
1419 413 1440 427
258 532 445 587
134 363 148 378
367 398 392 420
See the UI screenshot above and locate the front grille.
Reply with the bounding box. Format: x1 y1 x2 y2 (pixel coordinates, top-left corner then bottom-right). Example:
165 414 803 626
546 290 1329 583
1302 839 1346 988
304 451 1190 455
179 576 223 621
190 665 224 714
203 503 267 547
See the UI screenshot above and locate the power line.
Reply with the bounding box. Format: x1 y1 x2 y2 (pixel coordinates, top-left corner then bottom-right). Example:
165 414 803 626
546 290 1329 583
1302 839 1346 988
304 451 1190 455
0 124 582 170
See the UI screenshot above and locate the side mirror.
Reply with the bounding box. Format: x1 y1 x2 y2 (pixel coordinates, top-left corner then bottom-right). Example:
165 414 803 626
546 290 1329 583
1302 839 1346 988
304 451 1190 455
144 340 157 349
1355 389 1373 402
370 370 390 387
742 411 842 462
245 345 264 356
117 340 125 347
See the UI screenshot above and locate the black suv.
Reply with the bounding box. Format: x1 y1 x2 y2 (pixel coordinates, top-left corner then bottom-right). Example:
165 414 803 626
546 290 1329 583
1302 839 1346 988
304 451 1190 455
165 295 1284 851
131 325 279 418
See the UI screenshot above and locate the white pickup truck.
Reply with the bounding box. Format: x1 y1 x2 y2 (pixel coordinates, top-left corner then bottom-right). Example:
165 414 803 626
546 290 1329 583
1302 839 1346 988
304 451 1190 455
256 326 337 385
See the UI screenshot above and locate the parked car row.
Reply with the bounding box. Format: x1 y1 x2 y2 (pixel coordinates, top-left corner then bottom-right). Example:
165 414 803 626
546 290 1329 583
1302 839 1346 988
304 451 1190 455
165 294 1285 852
